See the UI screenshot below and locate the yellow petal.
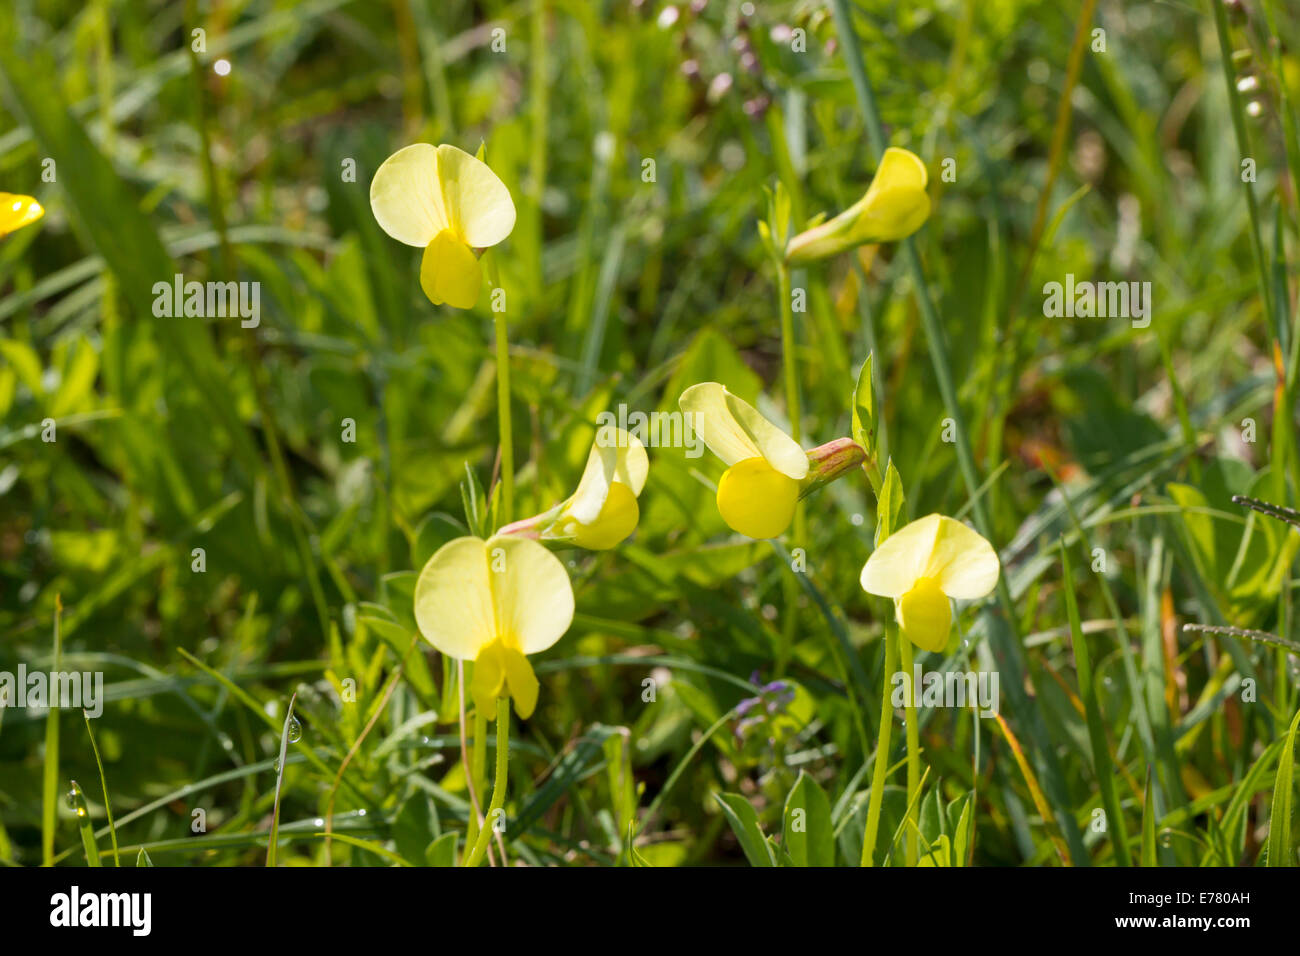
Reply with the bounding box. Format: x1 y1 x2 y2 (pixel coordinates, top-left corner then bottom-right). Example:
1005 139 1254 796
471 641 506 715
471 640 540 719
716 457 799 539
854 146 930 241
369 143 450 247
786 147 930 261
859 513 942 598
414 536 498 659
420 229 482 308
434 144 516 249
924 516 1000 599
569 481 640 549
897 577 951 652
500 645 540 719
679 382 808 479
861 513 1000 603
486 535 575 655
0 193 43 238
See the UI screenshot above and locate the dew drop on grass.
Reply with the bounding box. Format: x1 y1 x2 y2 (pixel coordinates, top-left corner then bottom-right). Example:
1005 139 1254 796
287 715 302 743
65 787 79 811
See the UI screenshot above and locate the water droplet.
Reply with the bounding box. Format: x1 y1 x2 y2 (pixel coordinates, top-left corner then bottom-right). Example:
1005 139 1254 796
1246 100 1264 118
65 787 79 811
273 758 281 773
1158 830 1172 848
314 818 325 827
851 513 864 527
357 809 366 817
1236 75 1259 93
286 716 302 743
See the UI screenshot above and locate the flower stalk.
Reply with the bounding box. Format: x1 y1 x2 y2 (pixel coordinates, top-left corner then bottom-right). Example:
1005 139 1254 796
464 697 511 867
860 625 899 866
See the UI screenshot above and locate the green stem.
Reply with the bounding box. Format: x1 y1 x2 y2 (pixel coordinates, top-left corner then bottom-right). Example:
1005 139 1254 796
1210 0 1290 506
465 703 488 851
41 596 62 867
1210 0 1275 332
84 710 120 866
495 311 514 525
529 0 549 295
777 260 805 672
464 697 510 867
897 635 920 866
860 627 898 866
777 261 804 456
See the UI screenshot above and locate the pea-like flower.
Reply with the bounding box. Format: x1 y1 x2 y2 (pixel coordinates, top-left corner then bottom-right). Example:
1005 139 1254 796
0 193 43 238
498 425 649 550
785 147 930 263
414 535 574 719
859 514 999 652
369 144 516 309
679 382 865 540
679 382 807 539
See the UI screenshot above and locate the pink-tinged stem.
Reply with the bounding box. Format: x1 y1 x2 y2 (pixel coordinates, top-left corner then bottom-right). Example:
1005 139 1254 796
495 514 545 539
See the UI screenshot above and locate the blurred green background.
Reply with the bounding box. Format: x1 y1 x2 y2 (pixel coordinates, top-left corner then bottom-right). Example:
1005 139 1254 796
1 0 1298 867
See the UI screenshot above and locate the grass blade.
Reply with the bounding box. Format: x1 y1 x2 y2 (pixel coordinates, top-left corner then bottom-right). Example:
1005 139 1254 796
67 780 101 867
267 691 298 867
1062 541 1131 865
41 596 62 867
83 709 120 866
1267 705 1300 867
1140 767 1157 867
993 714 1068 866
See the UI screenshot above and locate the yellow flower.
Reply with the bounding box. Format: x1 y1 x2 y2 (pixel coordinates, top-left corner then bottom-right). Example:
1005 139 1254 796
553 426 648 548
785 147 929 263
498 425 649 549
369 144 516 309
0 193 43 238
859 514 999 652
414 535 574 719
679 382 809 539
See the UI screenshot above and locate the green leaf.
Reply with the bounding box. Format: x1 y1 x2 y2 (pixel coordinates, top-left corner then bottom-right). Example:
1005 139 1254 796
783 771 835 867
425 831 459 867
875 459 904 547
1140 768 1157 867
917 833 952 866
1062 540 1131 865
392 791 439 866
68 780 101 867
411 512 467 570
714 792 776 867
851 353 880 492
950 793 974 866
512 724 621 838
1266 705 1300 867
49 334 98 418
